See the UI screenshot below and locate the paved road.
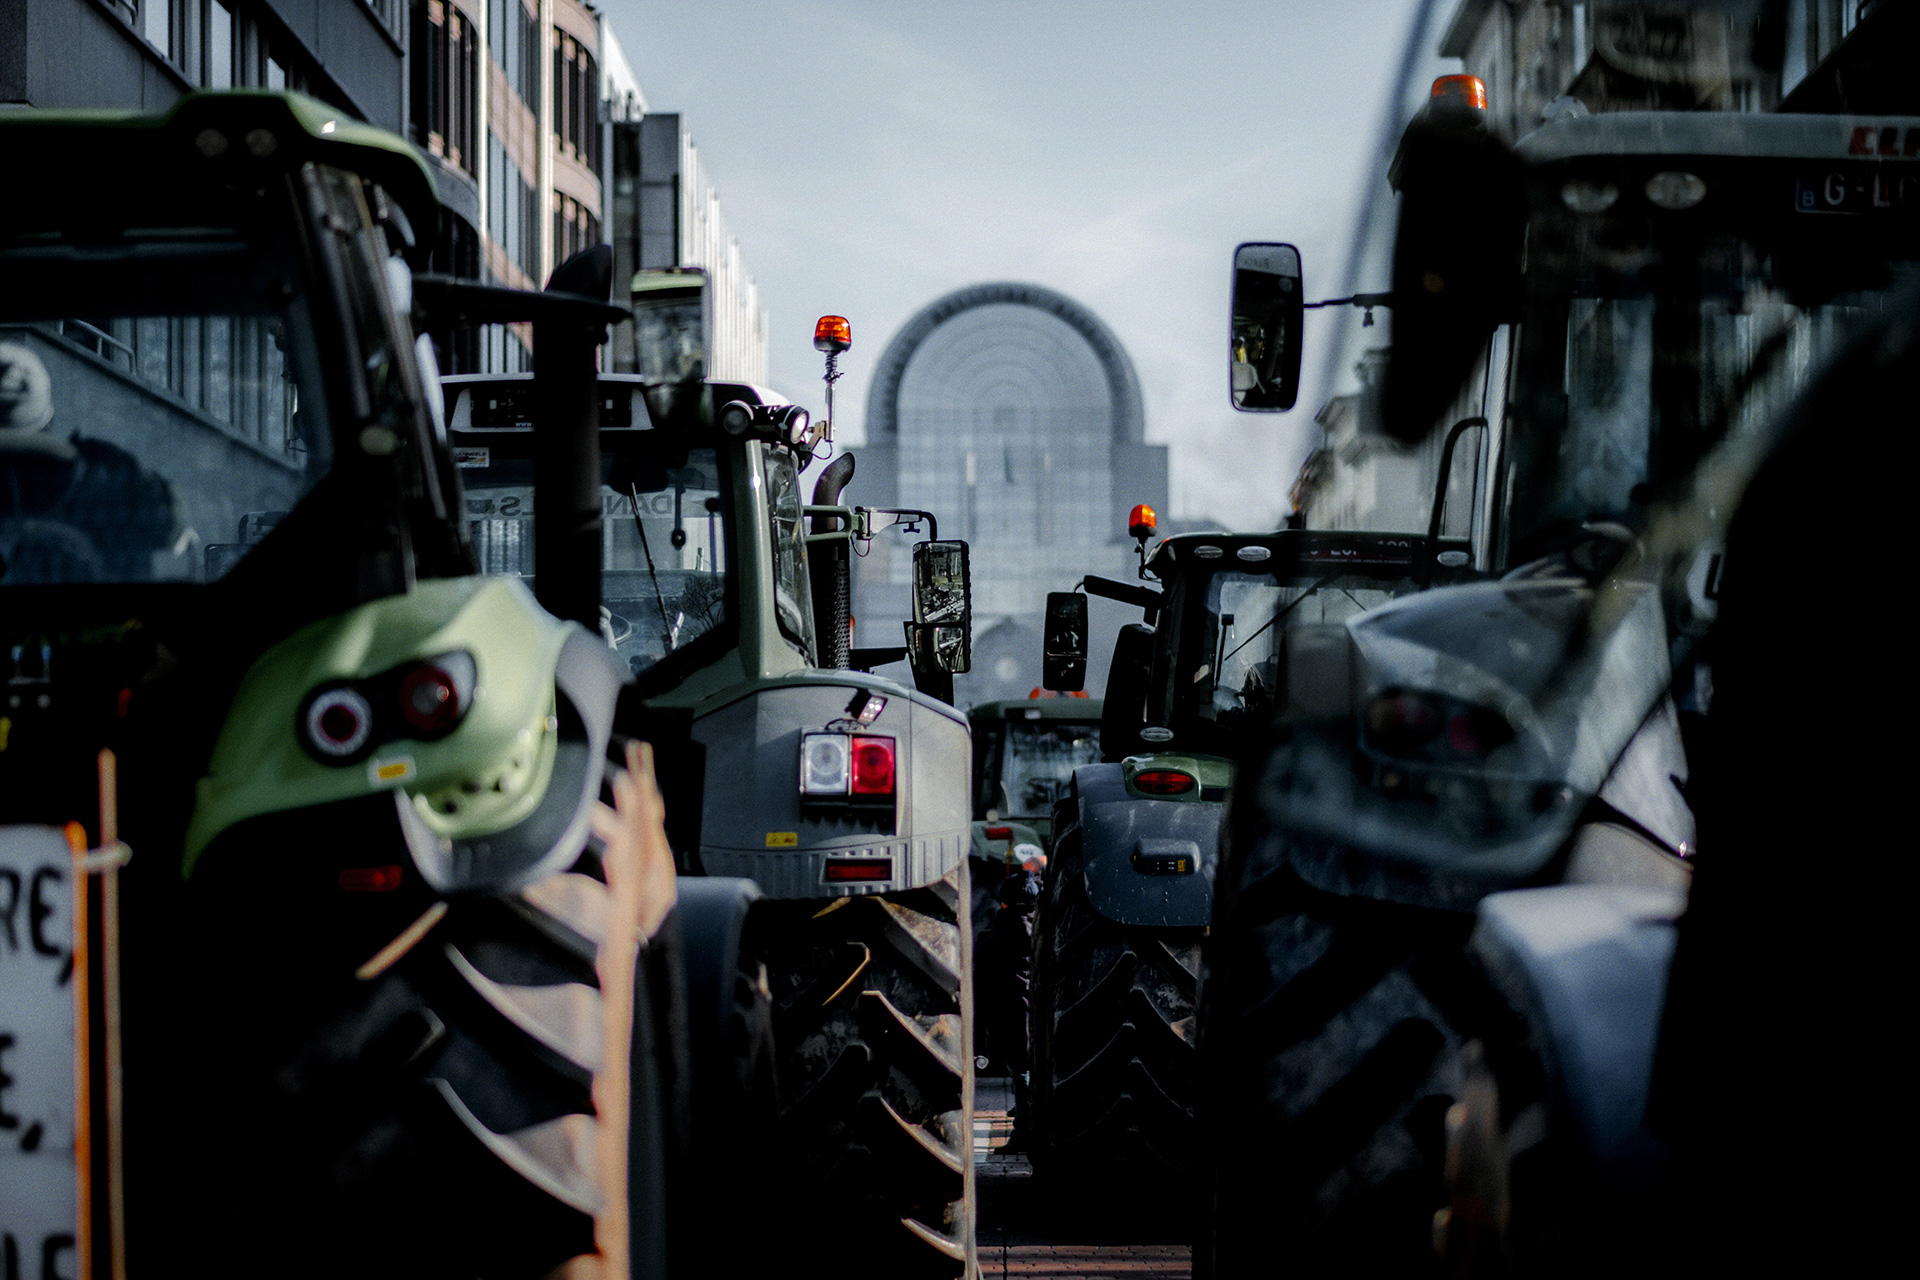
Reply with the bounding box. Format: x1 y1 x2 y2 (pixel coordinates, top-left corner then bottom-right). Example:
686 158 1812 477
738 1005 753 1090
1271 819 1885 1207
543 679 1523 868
974 1077 1191 1279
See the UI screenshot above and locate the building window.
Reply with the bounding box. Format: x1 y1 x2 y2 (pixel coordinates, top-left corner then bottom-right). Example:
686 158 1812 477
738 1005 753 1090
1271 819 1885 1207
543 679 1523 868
488 0 540 110
488 136 539 282
363 0 403 40
139 0 305 93
412 0 478 176
552 32 600 171
551 192 600 268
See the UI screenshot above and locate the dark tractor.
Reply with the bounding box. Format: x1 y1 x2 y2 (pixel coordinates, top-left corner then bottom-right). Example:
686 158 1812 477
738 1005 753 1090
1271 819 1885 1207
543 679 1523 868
967 695 1103 1071
1196 63 1920 1277
1027 527 1468 1192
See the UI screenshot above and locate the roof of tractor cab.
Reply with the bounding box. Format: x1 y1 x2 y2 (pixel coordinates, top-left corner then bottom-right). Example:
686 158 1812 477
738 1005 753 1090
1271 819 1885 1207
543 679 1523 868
1147 528 1444 578
0 91 439 255
1517 110 1920 165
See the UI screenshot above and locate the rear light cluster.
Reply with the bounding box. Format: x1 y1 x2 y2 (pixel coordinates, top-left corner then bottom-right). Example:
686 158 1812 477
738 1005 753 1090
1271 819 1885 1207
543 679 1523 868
1132 770 1196 796
1365 688 1515 761
298 651 477 765
800 732 896 803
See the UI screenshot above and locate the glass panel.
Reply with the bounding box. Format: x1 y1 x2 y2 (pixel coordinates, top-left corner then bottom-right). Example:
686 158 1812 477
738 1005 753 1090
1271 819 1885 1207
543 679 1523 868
207 1 232 88
460 446 731 677
996 719 1102 820
1183 570 1407 729
142 0 170 56
764 451 814 657
1 305 325 585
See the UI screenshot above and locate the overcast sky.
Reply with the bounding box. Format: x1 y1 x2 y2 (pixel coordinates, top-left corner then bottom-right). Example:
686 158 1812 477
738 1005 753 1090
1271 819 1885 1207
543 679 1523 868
604 0 1455 529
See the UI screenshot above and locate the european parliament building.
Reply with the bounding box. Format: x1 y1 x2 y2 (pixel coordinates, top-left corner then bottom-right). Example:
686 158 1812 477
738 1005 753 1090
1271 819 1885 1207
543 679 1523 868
852 283 1167 704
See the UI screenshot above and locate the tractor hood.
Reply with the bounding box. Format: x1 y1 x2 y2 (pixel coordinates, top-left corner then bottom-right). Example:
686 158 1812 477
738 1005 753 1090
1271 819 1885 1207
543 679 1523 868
1252 570 1678 910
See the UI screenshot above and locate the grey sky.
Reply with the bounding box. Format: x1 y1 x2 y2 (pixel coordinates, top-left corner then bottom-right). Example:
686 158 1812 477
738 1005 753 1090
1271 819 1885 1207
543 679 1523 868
605 0 1454 530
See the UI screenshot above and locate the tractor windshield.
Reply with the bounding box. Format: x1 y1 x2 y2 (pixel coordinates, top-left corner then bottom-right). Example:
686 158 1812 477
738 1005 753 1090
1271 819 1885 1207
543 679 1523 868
1505 150 1920 561
1 236 332 586
459 439 732 678
979 715 1103 821
1181 570 1405 731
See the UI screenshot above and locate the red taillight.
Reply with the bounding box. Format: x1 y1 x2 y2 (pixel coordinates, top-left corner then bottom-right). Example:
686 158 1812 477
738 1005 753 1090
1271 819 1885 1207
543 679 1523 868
984 825 1013 841
1446 709 1514 755
338 865 404 892
1367 690 1444 753
1133 770 1196 796
824 858 891 883
850 735 895 796
1366 688 1514 759
398 664 462 734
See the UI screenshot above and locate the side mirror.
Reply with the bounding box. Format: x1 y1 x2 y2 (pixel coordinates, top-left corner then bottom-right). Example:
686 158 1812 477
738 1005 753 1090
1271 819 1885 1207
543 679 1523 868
1230 243 1304 411
910 540 972 674
1042 591 1088 692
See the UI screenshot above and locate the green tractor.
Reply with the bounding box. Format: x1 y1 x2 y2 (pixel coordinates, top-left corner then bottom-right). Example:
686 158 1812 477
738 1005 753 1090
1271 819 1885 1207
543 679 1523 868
438 278 981 1276
0 92 712 1278
966 695 1102 1072
1025 524 1468 1191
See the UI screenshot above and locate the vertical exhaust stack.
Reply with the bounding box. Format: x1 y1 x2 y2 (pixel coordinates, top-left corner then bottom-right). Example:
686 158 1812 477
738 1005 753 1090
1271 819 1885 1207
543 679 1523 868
534 245 614 633
809 453 857 668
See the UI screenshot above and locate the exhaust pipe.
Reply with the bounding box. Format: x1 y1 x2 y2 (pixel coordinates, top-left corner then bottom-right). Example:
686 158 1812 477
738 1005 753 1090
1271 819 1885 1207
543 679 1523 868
809 453 857 668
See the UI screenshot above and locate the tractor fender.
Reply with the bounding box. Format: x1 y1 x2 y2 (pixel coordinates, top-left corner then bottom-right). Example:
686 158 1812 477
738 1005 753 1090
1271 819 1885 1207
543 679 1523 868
1470 882 1684 1185
1066 763 1219 928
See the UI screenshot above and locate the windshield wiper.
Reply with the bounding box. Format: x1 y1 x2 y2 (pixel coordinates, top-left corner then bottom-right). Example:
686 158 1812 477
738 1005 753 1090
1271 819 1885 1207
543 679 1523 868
1221 575 1341 668
630 484 677 648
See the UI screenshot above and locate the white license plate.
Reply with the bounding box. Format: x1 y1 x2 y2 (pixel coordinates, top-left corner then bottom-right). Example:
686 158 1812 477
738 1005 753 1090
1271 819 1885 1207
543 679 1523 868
1 826 79 1265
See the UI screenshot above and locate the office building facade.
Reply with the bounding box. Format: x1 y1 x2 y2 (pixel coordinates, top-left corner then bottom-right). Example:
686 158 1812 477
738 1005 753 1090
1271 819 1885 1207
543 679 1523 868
856 282 1166 704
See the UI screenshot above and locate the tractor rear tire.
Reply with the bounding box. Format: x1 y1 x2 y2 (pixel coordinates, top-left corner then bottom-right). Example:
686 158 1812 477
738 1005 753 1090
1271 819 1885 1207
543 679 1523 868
969 852 1010 1071
1194 830 1491 1279
1031 809 1201 1196
758 863 977 1277
169 819 678 1280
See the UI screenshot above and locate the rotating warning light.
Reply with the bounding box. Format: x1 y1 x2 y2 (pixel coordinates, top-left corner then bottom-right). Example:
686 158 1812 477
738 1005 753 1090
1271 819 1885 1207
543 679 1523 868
1431 74 1488 112
814 315 852 354
1128 504 1158 541
303 686 375 762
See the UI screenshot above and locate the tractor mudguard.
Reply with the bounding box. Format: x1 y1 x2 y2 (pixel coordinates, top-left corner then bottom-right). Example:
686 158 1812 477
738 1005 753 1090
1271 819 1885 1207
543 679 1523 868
1470 882 1683 1183
1067 762 1219 928
690 674 970 898
185 576 623 895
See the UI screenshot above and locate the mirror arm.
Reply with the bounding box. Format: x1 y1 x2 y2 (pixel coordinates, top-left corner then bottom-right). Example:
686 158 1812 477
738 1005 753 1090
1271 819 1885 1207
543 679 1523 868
1304 292 1395 327
1084 575 1164 616
802 503 859 544
860 506 939 542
